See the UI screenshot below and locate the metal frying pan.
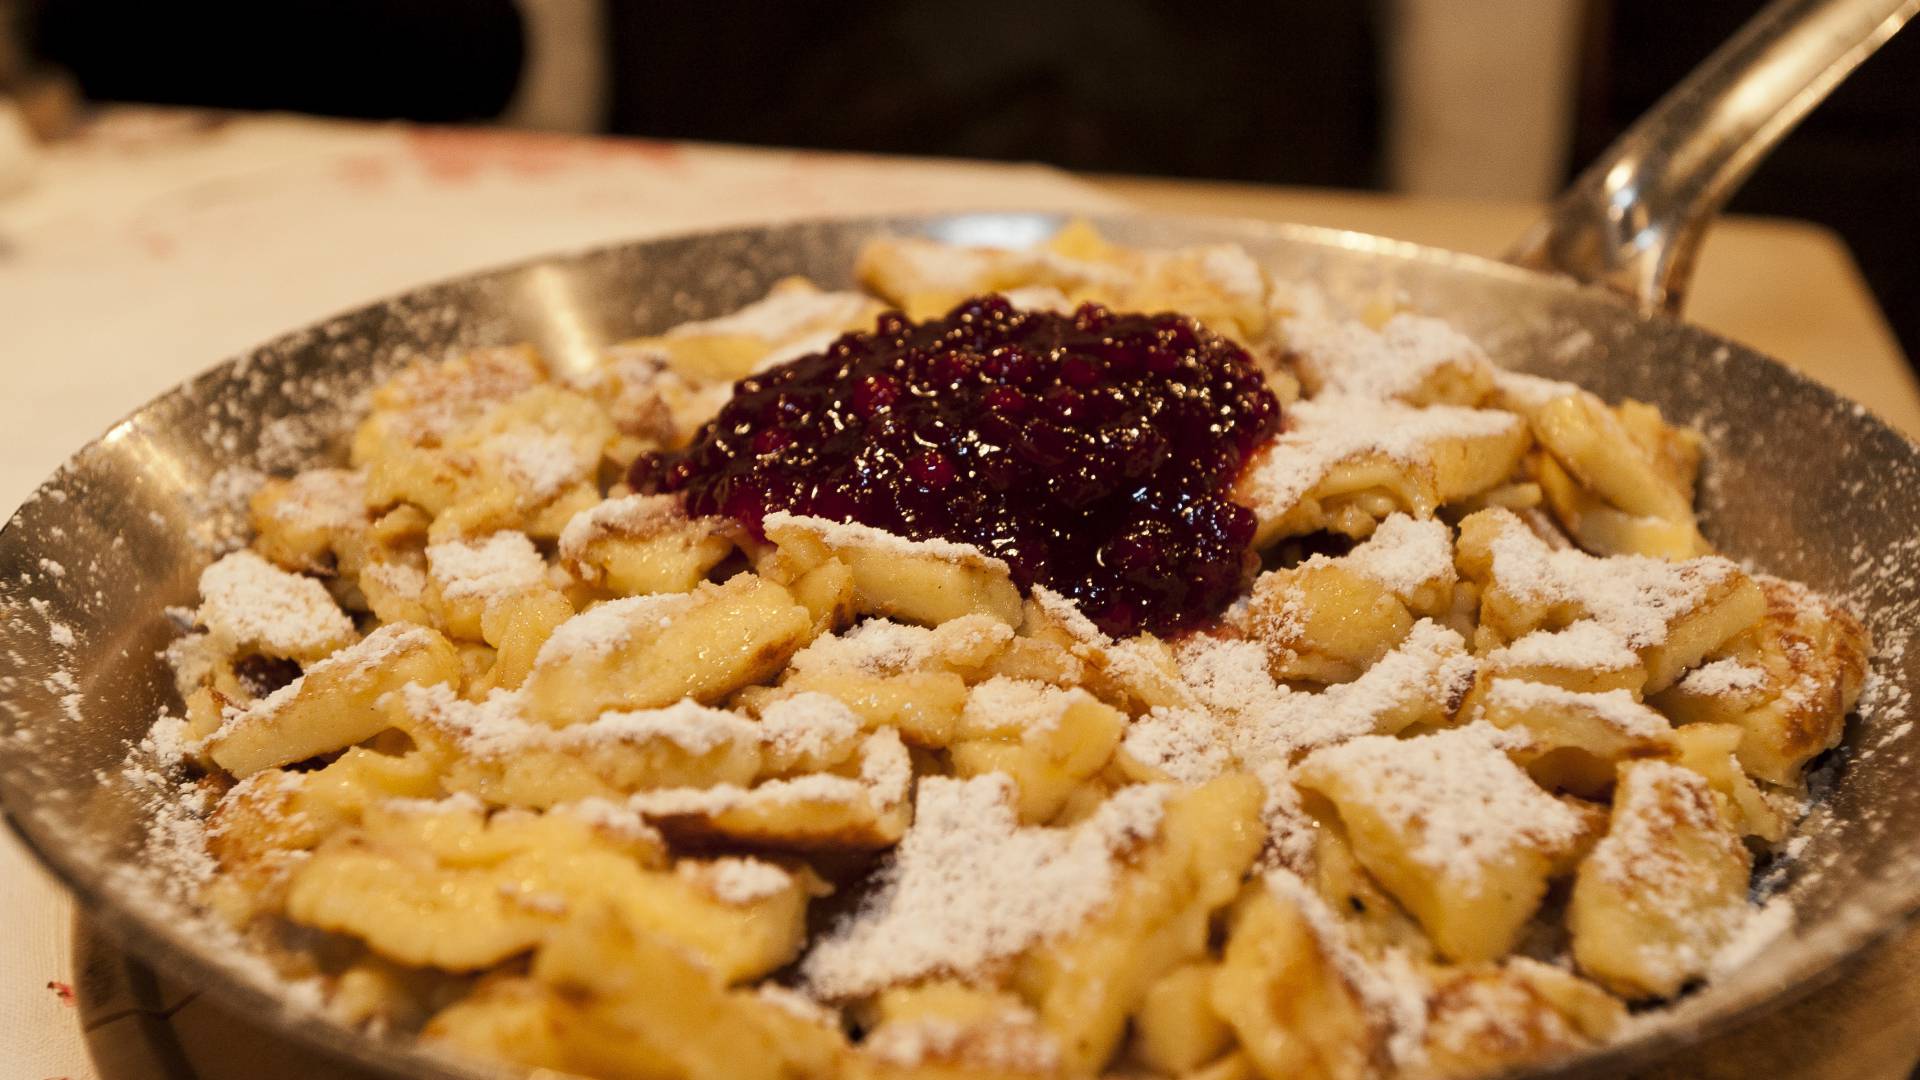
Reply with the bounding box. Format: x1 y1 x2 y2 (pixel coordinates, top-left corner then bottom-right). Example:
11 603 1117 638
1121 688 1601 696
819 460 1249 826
3 0 1917 1076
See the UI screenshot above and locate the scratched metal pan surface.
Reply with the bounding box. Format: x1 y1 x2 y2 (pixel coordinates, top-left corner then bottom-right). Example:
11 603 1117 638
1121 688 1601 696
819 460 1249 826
2 212 1917 1080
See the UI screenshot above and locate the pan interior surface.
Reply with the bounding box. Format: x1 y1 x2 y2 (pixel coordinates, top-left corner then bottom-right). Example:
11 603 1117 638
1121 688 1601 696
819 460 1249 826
1 213 1915 1080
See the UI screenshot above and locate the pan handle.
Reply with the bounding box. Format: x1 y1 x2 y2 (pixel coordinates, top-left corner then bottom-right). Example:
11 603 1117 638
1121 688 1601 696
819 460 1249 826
1505 0 1916 313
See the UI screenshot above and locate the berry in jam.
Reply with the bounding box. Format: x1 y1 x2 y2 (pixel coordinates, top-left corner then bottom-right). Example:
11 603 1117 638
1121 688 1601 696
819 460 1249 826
630 296 1281 637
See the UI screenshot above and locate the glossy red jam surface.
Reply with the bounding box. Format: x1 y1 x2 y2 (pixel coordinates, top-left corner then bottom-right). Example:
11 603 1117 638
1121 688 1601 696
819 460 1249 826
630 296 1280 636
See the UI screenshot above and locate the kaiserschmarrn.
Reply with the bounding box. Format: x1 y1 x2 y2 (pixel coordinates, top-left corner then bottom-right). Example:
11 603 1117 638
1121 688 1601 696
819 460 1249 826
141 221 1870 1080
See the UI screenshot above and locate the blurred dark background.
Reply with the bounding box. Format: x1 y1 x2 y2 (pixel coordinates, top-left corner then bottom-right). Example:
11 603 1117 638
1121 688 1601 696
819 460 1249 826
12 0 1920 358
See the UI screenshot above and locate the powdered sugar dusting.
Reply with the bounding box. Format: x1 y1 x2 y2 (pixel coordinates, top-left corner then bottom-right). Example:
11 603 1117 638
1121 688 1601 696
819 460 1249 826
111 723 332 1015
378 791 488 816
789 616 1014 678
1482 680 1673 740
1240 397 1522 517
1479 508 1740 650
1585 761 1743 893
487 430 589 506
360 561 427 603
864 1012 1062 1073
1675 657 1769 697
1490 622 1640 672
1301 723 1580 887
1855 620 1911 757
1235 620 1476 762
426 531 546 605
679 857 794 905
756 692 864 762
763 511 1010 572
1710 896 1795 979
196 550 354 659
591 702 763 755
214 623 437 741
1194 244 1267 307
532 592 701 667
1584 762 1750 976
1284 311 1489 401
263 468 367 532
960 677 1083 738
1252 760 1319 874
628 728 912 818
1337 513 1456 599
1030 585 1188 703
1123 619 1476 781
800 776 1167 998
397 682 756 759
558 492 690 561
1122 707 1236 785
1263 868 1431 1068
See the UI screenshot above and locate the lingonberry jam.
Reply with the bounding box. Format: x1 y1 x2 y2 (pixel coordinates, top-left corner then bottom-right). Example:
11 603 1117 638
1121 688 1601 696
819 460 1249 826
630 296 1280 637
